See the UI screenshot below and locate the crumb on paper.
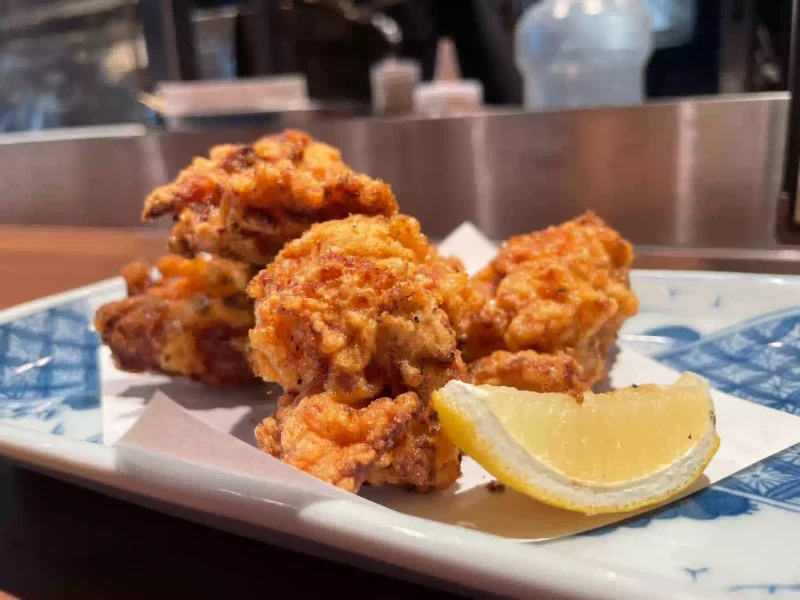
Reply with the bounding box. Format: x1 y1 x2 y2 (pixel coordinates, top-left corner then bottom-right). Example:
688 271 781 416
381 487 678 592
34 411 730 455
486 480 506 493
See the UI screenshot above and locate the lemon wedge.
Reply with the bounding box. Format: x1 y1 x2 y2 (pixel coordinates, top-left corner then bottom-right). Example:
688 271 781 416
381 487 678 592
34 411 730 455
433 373 720 515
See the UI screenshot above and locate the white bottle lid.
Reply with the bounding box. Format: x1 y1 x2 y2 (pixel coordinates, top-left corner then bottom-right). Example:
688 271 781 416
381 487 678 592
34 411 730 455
370 58 422 116
414 80 484 117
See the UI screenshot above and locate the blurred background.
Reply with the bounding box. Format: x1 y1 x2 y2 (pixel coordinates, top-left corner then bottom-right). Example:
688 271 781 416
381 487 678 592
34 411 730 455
0 0 793 133
4 5 800 598
2 0 800 254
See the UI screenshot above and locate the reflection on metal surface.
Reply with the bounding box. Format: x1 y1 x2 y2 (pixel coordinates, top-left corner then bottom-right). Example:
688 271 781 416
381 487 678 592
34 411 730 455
632 245 800 275
0 94 796 255
674 102 698 246
0 124 145 145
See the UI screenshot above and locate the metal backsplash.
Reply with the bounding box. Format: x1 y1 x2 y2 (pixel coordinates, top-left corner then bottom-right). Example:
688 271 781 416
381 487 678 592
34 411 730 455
0 94 792 252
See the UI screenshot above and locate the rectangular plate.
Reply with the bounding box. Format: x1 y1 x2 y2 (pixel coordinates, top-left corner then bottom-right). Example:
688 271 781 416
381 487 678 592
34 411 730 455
1 270 800 599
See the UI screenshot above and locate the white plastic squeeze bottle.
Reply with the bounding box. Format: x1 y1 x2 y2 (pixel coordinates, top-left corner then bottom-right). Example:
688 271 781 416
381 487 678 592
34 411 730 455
515 0 654 110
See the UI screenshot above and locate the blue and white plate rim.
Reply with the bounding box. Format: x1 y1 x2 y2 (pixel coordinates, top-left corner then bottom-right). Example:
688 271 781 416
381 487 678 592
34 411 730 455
2 268 800 600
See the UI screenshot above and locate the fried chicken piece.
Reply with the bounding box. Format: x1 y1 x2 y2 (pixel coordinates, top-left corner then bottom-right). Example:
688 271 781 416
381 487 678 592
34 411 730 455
142 130 399 265
255 391 425 493
247 214 475 401
94 254 257 385
461 211 638 388
468 350 588 393
250 214 472 492
365 404 462 492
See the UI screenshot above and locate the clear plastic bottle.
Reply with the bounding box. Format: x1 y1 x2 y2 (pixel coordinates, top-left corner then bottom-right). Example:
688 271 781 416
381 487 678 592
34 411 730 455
515 0 654 110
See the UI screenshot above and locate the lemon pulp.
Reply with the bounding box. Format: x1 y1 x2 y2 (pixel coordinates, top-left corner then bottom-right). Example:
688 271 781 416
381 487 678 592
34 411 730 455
433 373 720 514
484 382 713 484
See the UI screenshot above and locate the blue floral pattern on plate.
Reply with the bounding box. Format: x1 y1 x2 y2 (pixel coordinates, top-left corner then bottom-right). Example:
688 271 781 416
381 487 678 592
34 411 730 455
0 299 101 438
587 307 800 535
1 289 800 531
656 308 800 514
656 309 800 416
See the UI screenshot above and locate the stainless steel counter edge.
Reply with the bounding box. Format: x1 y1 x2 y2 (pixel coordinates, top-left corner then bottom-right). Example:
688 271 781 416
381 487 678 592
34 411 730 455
2 93 796 255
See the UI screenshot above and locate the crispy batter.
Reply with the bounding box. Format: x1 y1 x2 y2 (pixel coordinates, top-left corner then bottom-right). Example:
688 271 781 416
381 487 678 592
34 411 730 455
365 404 461 492
468 350 588 393
461 211 638 388
247 214 472 401
94 254 257 385
255 391 425 493
250 214 471 492
142 130 399 265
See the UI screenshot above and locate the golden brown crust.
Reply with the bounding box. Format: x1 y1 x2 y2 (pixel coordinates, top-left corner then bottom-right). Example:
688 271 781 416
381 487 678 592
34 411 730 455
461 211 638 388
255 391 425 493
142 130 399 265
247 214 469 401
365 404 462 492
94 255 257 385
249 214 471 492
468 349 588 393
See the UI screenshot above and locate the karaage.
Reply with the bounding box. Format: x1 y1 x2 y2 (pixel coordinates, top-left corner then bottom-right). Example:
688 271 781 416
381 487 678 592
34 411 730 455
142 130 399 265
247 214 475 401
255 390 425 493
94 254 257 385
461 211 637 389
250 214 476 492
468 350 587 393
364 404 462 492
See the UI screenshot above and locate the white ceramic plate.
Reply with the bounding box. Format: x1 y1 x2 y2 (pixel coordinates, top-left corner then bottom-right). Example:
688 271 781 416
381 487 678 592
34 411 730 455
1 270 800 600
